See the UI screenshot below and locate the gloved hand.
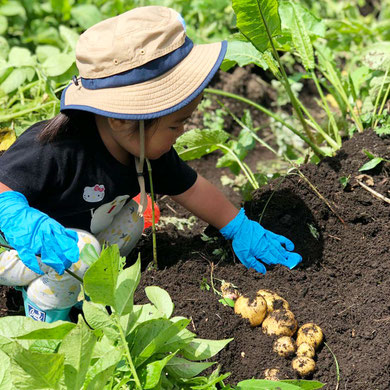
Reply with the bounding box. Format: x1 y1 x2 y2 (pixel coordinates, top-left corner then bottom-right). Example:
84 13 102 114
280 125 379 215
0 191 79 275
220 208 302 274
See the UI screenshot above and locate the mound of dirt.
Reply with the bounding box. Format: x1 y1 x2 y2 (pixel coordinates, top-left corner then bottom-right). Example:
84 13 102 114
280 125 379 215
1 127 389 388
135 130 390 388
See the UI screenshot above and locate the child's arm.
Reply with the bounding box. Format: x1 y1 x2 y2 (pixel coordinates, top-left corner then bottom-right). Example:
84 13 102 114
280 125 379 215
171 174 239 230
171 175 302 274
0 181 13 193
0 184 79 275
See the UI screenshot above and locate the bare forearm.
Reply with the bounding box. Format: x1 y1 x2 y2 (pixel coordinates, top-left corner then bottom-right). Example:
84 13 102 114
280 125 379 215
0 182 13 193
171 175 239 230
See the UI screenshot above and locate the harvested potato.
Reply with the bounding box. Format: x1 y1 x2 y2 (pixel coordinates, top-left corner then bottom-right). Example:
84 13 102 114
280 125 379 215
234 295 267 326
264 368 280 381
296 323 323 350
296 342 315 358
257 289 289 312
273 336 296 357
292 356 316 377
262 309 298 337
221 282 240 300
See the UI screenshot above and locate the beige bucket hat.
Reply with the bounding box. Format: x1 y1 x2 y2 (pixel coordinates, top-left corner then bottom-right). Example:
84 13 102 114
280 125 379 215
61 6 227 119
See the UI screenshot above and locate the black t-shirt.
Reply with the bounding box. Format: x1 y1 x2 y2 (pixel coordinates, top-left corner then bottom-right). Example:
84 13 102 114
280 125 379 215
0 119 197 232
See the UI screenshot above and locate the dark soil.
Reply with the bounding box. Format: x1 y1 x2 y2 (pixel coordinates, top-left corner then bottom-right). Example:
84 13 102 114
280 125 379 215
1 68 390 389
133 130 390 389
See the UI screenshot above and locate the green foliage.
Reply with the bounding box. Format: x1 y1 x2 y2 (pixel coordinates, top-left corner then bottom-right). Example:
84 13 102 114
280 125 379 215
359 149 390 172
235 379 324 389
221 40 272 72
1 0 235 139
218 0 390 162
175 102 260 194
232 0 281 53
339 175 350 189
0 246 233 389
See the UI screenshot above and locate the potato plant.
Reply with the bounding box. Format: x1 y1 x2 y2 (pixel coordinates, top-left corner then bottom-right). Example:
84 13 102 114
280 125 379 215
0 246 326 390
0 245 233 389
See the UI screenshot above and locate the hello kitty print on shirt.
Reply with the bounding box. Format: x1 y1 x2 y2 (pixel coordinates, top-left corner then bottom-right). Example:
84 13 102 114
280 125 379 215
83 185 105 203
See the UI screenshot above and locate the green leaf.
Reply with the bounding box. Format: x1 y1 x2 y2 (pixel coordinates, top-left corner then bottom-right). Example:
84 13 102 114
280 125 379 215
50 0 72 17
236 379 301 389
181 338 233 361
262 50 280 76
59 25 79 51
165 357 215 379
284 1 314 70
0 37 9 60
42 52 75 77
375 124 390 135
84 245 120 307
16 322 75 340
0 1 26 18
8 47 35 67
0 15 7 35
363 149 375 159
145 286 174 318
114 257 141 316
4 342 64 390
28 339 61 354
126 304 161 333
131 318 190 367
232 0 281 53
71 4 103 29
0 316 75 340
238 127 256 150
368 75 390 99
79 243 100 267
0 68 28 94
281 380 325 389
33 26 60 46
339 176 350 189
222 40 269 71
359 157 384 171
142 353 177 389
219 297 235 307
362 42 390 71
157 327 196 354
175 128 230 160
0 350 12 390
58 316 97 390
84 348 122 390
36 45 61 64
349 65 371 95
49 62 78 84
279 1 325 38
83 301 116 330
216 139 248 175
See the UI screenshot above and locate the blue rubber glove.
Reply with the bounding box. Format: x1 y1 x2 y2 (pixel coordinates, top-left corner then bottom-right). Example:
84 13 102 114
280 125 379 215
0 191 79 275
220 208 302 274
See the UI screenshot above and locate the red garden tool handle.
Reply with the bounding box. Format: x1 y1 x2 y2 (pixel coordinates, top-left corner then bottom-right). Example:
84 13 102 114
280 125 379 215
133 194 160 229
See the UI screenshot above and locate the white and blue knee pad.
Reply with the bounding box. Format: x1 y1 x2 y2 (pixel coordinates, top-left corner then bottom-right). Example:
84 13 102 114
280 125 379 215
17 287 71 322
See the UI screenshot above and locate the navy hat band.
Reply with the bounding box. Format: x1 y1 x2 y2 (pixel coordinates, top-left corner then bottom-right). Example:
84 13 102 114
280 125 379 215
81 37 194 90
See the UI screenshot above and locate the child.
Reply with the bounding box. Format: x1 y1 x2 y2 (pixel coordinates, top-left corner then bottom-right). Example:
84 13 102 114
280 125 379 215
0 6 302 322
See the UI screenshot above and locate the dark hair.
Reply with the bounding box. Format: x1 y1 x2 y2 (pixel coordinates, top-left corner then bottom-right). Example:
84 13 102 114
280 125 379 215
37 111 90 143
37 110 158 143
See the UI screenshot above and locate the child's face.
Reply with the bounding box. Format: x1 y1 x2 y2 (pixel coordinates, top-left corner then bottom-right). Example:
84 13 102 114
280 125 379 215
143 94 202 159
99 94 202 164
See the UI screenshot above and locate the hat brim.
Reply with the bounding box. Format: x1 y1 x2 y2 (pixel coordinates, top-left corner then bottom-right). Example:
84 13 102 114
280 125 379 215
61 41 227 120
